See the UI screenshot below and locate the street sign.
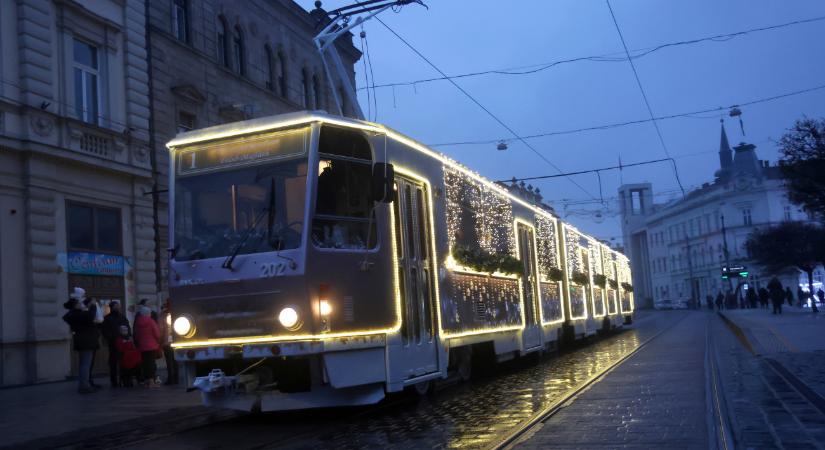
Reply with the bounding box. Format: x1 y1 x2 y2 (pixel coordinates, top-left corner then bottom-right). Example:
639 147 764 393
721 265 748 279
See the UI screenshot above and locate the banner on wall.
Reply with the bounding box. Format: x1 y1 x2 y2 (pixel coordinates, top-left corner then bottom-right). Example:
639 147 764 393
63 252 125 276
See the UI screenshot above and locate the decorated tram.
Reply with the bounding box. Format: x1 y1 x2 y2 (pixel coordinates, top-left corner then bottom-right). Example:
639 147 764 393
167 111 634 411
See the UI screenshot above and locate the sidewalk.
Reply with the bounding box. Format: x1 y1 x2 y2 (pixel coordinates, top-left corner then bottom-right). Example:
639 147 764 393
0 378 238 449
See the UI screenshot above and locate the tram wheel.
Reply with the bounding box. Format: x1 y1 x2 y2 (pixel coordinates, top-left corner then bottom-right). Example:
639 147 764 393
413 380 432 396
456 348 472 382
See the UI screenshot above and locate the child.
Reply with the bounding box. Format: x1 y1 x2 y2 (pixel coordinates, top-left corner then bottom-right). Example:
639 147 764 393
115 325 141 387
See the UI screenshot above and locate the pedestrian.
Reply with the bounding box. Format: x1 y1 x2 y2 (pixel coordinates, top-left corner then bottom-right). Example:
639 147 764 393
706 295 713 311
768 277 784 315
62 288 101 394
818 289 825 308
101 300 129 387
158 300 177 385
134 305 162 388
747 288 758 309
115 325 142 387
715 292 724 310
785 287 794 307
726 291 736 310
797 286 806 307
758 287 770 310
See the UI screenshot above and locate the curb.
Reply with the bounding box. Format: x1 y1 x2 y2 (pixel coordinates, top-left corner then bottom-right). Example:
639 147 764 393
716 312 758 355
5 406 241 450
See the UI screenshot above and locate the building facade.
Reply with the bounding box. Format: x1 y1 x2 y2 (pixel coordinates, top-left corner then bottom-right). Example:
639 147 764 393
0 0 155 385
619 123 819 309
0 0 359 386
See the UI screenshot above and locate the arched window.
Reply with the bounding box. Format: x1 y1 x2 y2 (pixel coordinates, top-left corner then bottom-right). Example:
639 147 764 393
301 69 310 108
232 26 245 75
312 74 322 110
264 45 275 91
276 51 287 98
216 16 229 68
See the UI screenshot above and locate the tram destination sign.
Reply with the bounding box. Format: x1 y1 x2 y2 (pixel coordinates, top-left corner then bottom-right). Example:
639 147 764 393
177 127 307 175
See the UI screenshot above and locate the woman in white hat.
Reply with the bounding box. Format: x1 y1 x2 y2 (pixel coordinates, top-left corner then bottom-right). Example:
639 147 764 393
62 287 101 393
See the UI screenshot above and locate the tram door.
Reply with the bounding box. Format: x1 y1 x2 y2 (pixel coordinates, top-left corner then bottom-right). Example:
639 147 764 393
517 223 542 350
391 177 438 378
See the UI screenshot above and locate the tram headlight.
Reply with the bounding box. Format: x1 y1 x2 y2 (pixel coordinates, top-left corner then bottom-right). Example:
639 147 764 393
278 307 301 330
319 300 332 316
173 316 195 338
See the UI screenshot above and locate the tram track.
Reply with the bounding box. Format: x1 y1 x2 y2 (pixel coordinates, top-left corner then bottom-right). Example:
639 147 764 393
490 312 690 450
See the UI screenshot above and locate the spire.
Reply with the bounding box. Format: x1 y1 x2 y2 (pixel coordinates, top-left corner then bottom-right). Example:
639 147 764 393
718 120 733 177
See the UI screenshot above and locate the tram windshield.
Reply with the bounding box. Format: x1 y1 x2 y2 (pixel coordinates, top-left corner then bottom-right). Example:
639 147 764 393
173 128 309 262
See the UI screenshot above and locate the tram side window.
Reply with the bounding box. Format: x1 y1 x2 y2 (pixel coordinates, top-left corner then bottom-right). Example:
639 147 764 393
312 126 377 249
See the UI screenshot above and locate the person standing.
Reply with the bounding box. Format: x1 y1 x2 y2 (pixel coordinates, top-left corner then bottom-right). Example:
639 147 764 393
101 300 130 387
715 292 724 310
158 300 177 385
706 295 713 311
785 287 794 307
767 277 784 315
797 286 807 308
115 325 142 387
747 288 758 309
134 306 161 388
62 288 100 394
758 287 770 310
817 289 825 309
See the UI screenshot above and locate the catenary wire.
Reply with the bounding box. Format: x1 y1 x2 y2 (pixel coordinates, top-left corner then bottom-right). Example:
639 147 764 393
375 17 600 201
606 0 686 196
428 83 825 147
359 15 825 91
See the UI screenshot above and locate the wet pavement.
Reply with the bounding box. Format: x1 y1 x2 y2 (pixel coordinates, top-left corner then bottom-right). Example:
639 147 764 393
125 311 687 450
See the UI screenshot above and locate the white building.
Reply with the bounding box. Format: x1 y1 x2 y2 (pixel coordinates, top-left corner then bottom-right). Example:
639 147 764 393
619 123 820 309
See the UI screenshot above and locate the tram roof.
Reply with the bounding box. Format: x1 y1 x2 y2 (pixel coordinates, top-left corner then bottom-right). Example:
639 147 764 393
165 110 628 262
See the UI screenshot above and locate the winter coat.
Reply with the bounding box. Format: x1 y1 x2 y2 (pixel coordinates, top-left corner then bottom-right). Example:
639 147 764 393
134 315 161 352
101 311 130 345
767 278 785 303
62 306 101 351
115 337 142 370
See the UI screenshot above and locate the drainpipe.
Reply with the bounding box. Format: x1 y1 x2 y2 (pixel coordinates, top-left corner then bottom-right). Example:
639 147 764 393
145 1 163 298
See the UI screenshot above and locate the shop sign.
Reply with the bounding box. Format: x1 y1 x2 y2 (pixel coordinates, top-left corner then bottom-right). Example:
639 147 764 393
66 252 124 276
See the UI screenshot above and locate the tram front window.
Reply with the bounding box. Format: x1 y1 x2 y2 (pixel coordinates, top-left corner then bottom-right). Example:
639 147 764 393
173 128 309 262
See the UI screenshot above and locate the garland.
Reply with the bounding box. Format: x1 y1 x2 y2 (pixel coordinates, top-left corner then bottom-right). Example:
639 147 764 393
621 282 633 293
545 267 564 281
592 274 607 286
608 279 618 289
571 271 590 286
453 244 522 275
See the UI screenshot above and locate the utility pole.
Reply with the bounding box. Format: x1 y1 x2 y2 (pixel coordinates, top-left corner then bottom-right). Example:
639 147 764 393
684 230 696 309
721 214 733 292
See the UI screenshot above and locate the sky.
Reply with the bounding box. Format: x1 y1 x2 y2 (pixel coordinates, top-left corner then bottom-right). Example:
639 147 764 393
296 0 825 244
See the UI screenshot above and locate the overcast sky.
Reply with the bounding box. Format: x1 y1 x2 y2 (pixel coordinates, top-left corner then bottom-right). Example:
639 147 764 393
297 0 825 244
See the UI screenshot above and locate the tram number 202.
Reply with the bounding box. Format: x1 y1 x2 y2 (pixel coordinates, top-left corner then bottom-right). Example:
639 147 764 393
260 262 287 278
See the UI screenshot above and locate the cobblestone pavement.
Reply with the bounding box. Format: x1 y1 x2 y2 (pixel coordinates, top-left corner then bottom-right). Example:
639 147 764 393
712 315 825 449
772 350 825 400
125 312 686 450
514 312 710 450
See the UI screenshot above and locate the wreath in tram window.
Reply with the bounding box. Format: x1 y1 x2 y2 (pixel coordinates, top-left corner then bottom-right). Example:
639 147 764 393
545 267 564 281
592 274 608 287
621 282 633 293
453 244 522 275
571 271 590 286
608 279 619 289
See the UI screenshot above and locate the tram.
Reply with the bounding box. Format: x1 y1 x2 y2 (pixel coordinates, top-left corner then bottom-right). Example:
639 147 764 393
167 111 634 411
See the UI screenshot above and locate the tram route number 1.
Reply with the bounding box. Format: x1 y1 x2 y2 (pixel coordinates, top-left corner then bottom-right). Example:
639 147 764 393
260 262 288 278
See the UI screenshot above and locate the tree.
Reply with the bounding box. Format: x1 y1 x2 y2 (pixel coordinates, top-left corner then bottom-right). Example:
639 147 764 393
778 118 825 222
745 221 825 312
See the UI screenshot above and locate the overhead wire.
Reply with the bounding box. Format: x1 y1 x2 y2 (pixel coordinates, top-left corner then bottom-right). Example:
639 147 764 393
428 83 825 147
375 16 600 201
358 29 372 120
363 29 379 121
359 15 825 91
606 0 685 196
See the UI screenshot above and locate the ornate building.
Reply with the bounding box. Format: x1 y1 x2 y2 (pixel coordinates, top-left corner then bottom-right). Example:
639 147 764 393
619 123 819 309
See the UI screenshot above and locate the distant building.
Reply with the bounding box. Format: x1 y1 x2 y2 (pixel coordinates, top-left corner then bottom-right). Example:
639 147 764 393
619 122 819 309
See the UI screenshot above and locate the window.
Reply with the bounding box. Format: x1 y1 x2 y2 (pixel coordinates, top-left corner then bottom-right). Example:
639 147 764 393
265 45 275 91
232 26 245 75
172 0 188 42
177 111 196 133
216 17 229 68
277 51 287 98
338 86 348 116
784 205 792 221
73 39 100 125
630 190 643 215
67 203 122 253
301 70 310 108
742 208 752 226
312 126 376 250
313 74 322 109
